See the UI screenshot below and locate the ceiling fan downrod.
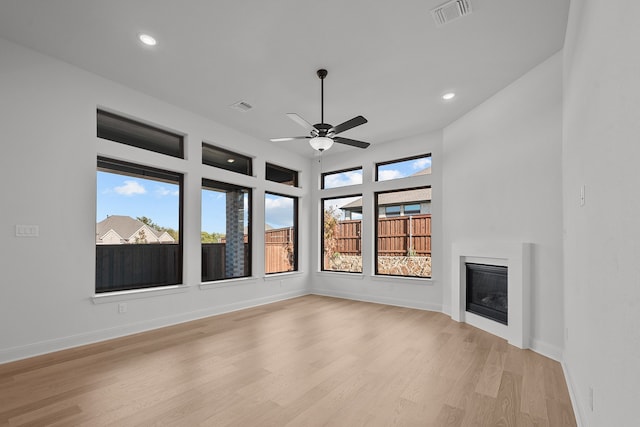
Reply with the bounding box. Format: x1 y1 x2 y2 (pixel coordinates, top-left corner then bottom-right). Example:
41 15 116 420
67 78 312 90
317 69 327 124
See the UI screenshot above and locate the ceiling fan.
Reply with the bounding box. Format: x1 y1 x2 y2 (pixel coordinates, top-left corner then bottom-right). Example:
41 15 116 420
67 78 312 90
271 69 371 152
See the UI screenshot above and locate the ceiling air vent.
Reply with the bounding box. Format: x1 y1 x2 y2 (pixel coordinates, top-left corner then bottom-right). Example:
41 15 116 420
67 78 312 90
230 101 253 112
431 0 473 26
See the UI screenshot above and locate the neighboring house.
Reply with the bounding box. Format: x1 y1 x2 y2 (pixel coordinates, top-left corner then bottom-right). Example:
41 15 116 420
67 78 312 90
341 168 431 219
96 215 175 244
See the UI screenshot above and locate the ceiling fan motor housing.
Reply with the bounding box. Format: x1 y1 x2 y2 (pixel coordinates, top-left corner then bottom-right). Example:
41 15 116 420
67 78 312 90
313 123 333 137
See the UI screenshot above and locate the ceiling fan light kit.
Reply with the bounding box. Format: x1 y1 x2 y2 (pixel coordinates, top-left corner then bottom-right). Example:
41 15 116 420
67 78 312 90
309 136 334 152
271 68 371 152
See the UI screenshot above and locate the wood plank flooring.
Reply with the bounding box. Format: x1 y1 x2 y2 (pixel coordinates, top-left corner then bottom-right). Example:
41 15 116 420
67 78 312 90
0 295 576 426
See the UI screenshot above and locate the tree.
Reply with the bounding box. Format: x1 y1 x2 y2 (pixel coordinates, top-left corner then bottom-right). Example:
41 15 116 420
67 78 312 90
136 216 179 242
323 206 341 259
134 229 147 244
201 231 225 243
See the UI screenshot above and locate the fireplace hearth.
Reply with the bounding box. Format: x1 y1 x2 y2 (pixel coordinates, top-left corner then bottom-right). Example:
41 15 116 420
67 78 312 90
466 263 508 325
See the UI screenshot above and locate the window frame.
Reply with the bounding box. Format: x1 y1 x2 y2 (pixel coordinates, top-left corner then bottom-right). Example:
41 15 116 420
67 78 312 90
96 157 184 293
201 179 252 282
264 191 299 274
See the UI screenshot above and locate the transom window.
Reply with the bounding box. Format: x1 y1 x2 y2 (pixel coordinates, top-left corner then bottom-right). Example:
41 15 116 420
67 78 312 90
376 154 431 182
321 167 363 189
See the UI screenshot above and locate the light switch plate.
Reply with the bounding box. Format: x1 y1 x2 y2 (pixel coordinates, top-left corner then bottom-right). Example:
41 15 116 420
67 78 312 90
16 225 39 237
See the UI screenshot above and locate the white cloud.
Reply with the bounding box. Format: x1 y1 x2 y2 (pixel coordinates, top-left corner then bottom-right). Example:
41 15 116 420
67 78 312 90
155 186 179 197
378 169 404 181
114 180 146 196
411 157 431 170
324 170 362 188
265 195 294 228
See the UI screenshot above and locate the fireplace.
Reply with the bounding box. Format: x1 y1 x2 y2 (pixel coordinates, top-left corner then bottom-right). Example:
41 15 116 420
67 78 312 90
451 242 530 349
466 263 508 325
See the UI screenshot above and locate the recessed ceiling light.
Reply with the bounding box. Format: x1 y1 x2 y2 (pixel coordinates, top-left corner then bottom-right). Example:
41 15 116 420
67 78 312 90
227 158 235 163
442 92 456 101
138 33 157 46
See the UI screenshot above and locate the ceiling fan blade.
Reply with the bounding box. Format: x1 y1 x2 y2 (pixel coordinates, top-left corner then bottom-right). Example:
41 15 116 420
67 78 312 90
286 113 317 133
270 136 309 142
334 136 370 149
331 115 368 135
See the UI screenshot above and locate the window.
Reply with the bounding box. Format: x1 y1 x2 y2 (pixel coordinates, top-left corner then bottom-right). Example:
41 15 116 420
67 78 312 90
97 110 184 158
202 143 252 176
384 205 401 217
266 163 298 187
96 157 183 292
201 180 251 282
322 167 363 189
322 196 362 272
375 187 431 278
376 154 431 182
265 192 298 273
404 204 421 216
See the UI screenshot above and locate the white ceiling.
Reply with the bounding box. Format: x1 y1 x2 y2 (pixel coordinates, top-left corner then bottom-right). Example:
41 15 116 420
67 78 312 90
0 0 570 157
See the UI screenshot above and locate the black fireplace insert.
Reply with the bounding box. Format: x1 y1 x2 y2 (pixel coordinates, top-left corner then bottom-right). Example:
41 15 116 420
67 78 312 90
466 263 508 325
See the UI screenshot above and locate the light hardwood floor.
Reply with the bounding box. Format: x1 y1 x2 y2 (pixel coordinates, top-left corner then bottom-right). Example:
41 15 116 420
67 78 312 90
0 295 576 426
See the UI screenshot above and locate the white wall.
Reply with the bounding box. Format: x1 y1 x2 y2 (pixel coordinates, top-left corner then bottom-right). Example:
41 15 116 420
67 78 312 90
0 38 311 363
563 1 640 425
310 132 443 311
442 52 565 359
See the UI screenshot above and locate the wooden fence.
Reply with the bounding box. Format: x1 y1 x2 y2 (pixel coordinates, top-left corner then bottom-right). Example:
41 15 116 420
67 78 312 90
329 214 431 257
96 244 181 293
377 214 431 256
334 220 362 256
265 227 295 273
201 243 250 281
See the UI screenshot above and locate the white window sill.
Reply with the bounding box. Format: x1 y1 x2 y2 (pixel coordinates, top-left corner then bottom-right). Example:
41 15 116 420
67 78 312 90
92 284 190 304
263 271 304 281
370 275 434 284
315 271 365 280
200 276 258 290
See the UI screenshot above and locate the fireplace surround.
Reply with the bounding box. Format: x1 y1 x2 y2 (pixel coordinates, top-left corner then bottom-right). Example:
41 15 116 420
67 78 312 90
451 242 531 348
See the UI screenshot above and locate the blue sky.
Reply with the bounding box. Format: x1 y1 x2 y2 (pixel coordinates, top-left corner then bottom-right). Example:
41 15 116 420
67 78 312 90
98 155 429 233
97 171 179 230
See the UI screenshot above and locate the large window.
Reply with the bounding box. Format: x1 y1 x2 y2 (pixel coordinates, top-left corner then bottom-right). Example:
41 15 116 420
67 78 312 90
96 158 183 292
376 154 431 182
201 180 251 282
322 196 362 273
265 192 298 273
375 187 431 278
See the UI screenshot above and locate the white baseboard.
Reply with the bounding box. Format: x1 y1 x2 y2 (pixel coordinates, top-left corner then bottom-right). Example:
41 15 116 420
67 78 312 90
562 360 586 427
311 288 442 312
530 338 563 362
0 289 309 364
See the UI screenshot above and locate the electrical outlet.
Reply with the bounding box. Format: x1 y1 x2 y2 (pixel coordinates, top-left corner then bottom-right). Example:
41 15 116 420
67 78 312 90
118 303 127 314
580 185 585 207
